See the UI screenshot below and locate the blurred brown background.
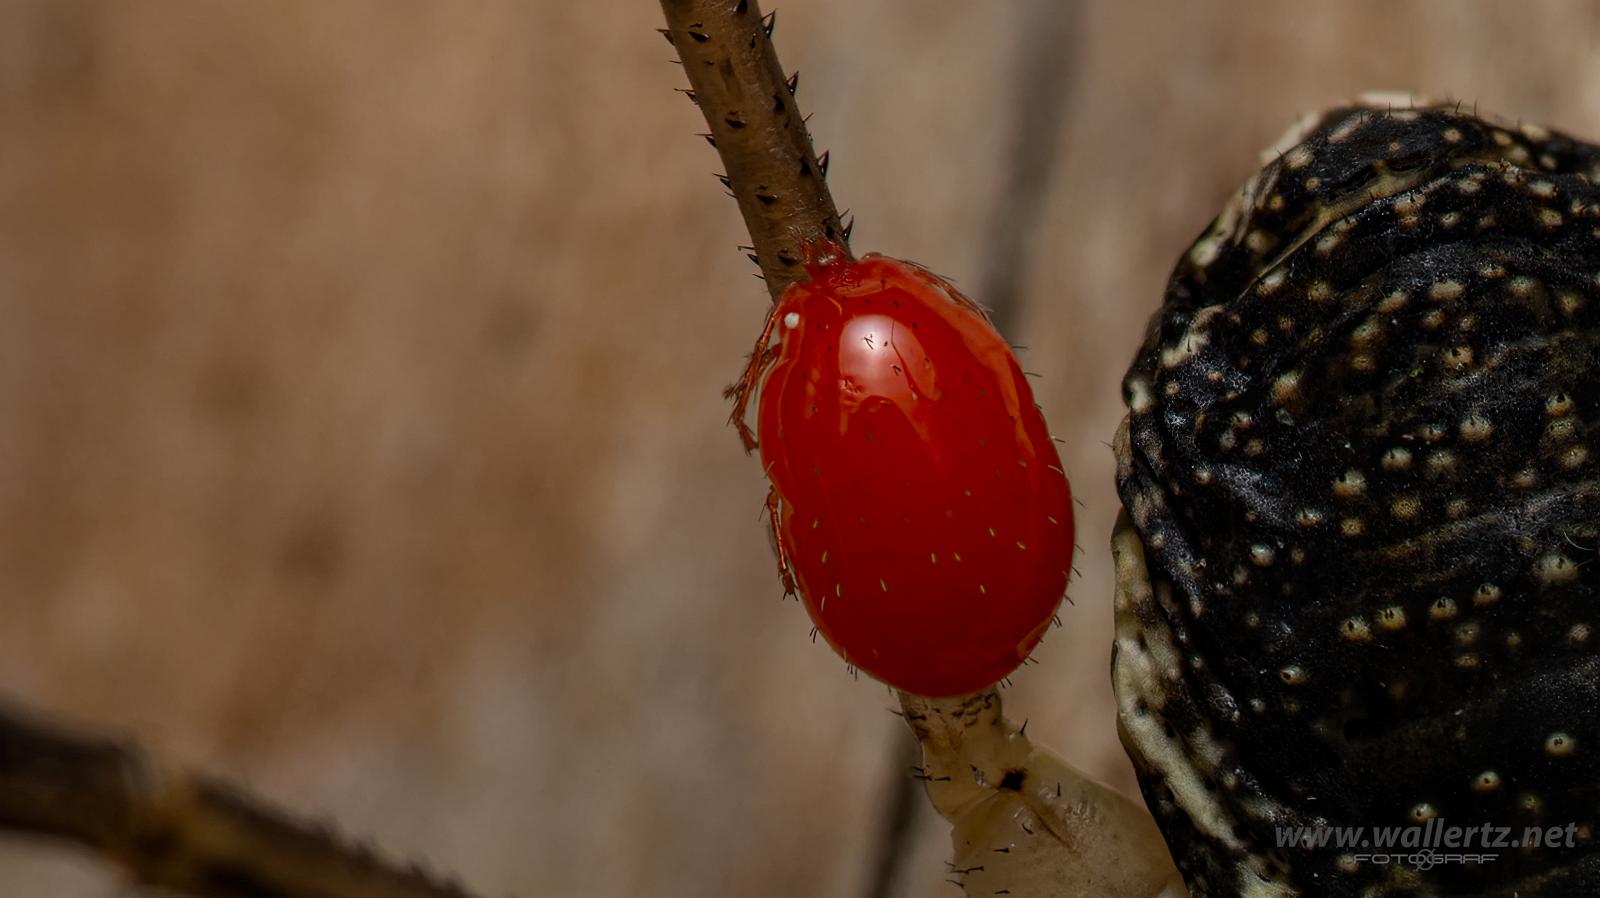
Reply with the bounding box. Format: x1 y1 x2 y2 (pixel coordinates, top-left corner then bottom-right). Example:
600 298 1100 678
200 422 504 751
0 2 1596 896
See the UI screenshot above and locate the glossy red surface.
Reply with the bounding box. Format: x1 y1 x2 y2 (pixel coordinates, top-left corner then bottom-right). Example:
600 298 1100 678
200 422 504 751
749 248 1075 696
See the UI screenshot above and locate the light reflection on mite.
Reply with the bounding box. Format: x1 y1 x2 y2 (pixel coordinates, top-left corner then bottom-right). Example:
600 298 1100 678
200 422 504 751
835 314 941 437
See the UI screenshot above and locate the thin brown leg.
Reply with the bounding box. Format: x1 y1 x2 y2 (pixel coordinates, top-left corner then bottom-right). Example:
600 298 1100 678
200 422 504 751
724 303 782 452
764 486 797 598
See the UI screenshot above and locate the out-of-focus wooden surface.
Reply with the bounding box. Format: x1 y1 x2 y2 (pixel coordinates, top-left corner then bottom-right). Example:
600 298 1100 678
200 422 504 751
1 2 1596 896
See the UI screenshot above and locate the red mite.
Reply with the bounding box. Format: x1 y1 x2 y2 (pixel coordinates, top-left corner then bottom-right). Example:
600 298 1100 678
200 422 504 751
729 240 1075 697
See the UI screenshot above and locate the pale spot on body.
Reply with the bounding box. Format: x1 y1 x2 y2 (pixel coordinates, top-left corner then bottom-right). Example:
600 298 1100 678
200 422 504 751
1376 290 1409 313
1391 495 1421 520
1536 553 1579 586
1340 617 1372 642
1377 607 1407 631
1460 414 1494 442
1429 280 1464 302
1333 469 1367 498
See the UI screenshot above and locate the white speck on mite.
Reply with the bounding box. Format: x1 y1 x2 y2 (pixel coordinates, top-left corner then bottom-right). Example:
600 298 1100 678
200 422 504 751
782 312 800 329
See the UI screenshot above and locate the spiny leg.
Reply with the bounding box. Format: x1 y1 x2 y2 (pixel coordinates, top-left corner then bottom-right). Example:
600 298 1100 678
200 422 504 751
763 486 798 598
724 302 783 452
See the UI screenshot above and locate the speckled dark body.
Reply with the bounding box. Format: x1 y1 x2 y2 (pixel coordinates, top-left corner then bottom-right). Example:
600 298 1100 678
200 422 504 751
1113 102 1600 897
